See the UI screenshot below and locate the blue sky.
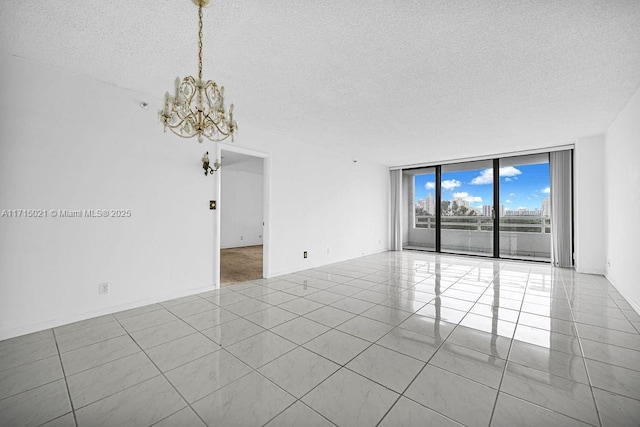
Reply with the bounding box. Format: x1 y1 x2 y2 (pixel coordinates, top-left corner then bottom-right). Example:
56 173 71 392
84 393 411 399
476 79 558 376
414 163 550 210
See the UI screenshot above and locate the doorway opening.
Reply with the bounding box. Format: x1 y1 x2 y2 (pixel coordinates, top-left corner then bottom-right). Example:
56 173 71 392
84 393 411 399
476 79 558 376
219 150 265 286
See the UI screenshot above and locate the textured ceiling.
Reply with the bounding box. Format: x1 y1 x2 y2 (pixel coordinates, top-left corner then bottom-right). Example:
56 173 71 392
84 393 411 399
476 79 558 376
2 1 640 166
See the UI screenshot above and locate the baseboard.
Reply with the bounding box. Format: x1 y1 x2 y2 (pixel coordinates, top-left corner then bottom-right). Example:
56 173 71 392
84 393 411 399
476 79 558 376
0 284 217 341
605 273 640 316
221 243 263 249
575 266 606 275
268 248 389 278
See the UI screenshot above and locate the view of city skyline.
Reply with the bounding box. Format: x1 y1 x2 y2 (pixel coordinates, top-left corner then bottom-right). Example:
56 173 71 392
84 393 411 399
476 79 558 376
414 162 551 214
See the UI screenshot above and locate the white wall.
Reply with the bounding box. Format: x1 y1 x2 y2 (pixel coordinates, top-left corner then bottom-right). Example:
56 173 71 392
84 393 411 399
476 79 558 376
220 166 264 248
0 54 390 339
0 55 217 339
236 136 389 277
574 134 605 275
604 86 640 312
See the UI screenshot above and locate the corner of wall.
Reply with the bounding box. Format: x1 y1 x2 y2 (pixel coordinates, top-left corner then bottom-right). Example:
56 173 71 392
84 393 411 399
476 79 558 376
603 84 640 314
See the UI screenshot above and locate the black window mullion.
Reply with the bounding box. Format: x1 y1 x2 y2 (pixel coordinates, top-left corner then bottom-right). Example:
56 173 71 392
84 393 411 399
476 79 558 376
435 165 442 252
493 158 500 258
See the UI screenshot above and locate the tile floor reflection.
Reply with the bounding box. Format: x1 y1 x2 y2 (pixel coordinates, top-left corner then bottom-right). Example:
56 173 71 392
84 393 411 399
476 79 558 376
1 251 640 426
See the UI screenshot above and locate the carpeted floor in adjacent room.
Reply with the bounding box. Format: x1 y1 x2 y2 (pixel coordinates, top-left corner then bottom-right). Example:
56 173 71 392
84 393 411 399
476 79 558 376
220 245 263 286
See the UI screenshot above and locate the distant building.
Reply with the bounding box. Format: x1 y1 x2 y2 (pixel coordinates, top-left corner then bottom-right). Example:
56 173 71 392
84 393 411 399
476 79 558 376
480 205 505 217
542 197 550 217
426 193 435 215
453 197 470 209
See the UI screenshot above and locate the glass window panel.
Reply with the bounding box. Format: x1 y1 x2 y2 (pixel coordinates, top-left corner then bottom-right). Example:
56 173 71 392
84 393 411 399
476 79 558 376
403 168 436 251
499 154 551 261
441 160 493 256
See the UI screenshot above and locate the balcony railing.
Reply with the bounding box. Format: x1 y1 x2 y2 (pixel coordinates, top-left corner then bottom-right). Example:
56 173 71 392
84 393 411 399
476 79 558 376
410 215 552 260
415 215 551 233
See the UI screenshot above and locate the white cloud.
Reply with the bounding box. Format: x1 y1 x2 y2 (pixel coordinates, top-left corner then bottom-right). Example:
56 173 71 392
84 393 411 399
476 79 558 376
470 167 522 185
506 199 512 204
470 169 493 185
441 179 461 190
505 177 512 182
509 193 515 197
542 187 550 194
500 167 522 177
425 182 435 190
453 192 482 203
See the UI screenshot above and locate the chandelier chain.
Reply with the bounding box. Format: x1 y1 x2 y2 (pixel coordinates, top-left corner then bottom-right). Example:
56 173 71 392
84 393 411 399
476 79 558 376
198 2 203 81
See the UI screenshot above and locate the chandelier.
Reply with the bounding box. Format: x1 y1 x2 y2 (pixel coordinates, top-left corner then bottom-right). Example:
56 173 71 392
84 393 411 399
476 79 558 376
159 0 237 143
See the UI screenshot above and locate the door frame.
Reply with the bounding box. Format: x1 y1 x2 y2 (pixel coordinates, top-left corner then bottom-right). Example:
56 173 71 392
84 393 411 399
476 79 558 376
214 143 271 287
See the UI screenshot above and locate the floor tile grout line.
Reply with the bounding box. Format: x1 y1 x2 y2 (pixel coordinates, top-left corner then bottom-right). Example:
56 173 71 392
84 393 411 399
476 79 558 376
0 376 69 406
374 313 467 425
33 412 75 427
370 260 485 425
255 287 420 421
487 265 529 427
165 292 329 417
60 354 168 411
488 270 608 426
183 337 316 425
495 390 602 427
56 344 142 378
108 314 216 427
564 276 605 427
51 328 79 427
0 329 57 349
51 314 119 339
0 349 60 376
253 367 338 427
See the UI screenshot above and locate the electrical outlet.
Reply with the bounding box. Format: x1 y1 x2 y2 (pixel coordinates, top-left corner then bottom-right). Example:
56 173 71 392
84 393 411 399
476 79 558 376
240 235 244 240
98 282 109 295
303 251 308 259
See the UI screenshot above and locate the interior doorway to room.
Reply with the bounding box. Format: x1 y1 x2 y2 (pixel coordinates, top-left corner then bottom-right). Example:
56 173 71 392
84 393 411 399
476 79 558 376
219 151 265 286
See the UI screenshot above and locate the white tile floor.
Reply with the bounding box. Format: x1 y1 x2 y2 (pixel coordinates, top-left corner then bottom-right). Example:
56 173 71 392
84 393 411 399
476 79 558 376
1 251 640 426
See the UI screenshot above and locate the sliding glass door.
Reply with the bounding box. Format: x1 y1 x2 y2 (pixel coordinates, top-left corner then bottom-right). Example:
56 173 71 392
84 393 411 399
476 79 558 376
499 154 551 261
401 152 554 262
440 160 494 256
403 168 436 250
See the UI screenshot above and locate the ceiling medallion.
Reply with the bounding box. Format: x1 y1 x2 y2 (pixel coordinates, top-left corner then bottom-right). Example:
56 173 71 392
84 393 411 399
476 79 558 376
159 0 237 143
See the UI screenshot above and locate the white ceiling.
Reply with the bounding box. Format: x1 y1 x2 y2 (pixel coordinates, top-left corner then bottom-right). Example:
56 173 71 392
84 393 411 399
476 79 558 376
2 1 640 166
